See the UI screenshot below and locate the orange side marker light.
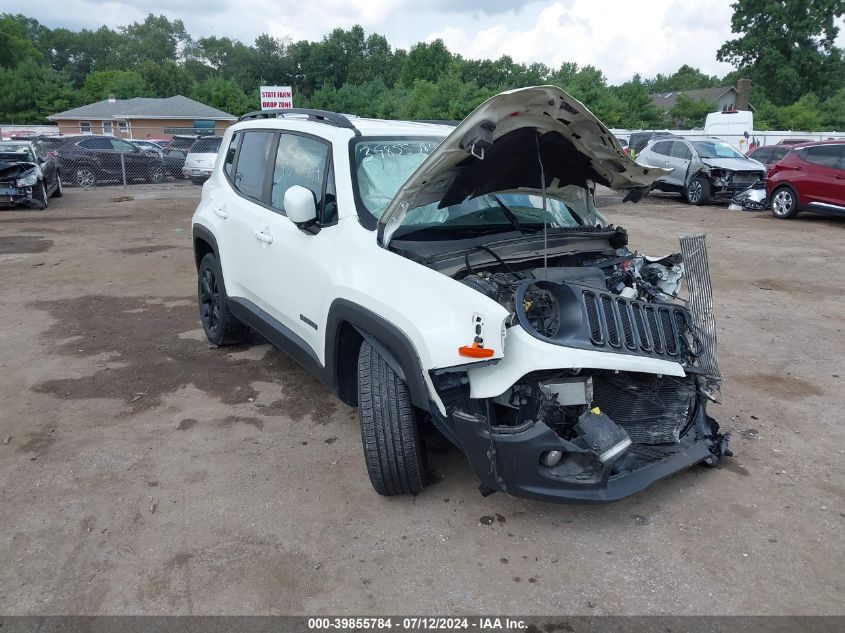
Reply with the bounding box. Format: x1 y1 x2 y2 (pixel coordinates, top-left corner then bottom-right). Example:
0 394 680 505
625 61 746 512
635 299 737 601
458 342 494 358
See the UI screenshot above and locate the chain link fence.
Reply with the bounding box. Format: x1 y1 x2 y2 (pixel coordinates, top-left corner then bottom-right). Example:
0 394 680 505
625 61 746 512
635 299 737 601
33 127 224 191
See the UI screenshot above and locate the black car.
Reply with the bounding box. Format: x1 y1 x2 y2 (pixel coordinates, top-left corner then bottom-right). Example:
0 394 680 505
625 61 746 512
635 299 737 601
162 135 200 179
49 135 166 187
0 140 62 209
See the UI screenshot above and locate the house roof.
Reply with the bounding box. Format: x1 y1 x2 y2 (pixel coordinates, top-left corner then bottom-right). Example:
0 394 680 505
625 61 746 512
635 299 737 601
49 95 236 121
651 86 737 110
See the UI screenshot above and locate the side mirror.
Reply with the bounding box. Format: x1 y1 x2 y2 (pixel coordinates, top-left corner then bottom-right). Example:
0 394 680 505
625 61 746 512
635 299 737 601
284 185 318 231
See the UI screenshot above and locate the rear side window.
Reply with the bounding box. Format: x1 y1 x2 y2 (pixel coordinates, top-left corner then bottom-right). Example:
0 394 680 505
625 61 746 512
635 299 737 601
652 141 672 156
233 131 275 200
803 145 843 169
271 133 330 215
750 147 772 163
223 133 240 178
79 137 112 150
191 137 222 153
771 147 789 162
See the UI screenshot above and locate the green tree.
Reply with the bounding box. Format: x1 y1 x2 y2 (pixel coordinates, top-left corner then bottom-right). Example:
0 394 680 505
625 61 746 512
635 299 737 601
192 76 254 116
717 0 845 104
0 13 44 67
0 60 75 123
612 75 667 128
81 70 148 102
820 88 845 129
118 14 191 66
669 94 714 127
139 59 194 97
779 93 825 130
398 39 452 87
646 64 720 93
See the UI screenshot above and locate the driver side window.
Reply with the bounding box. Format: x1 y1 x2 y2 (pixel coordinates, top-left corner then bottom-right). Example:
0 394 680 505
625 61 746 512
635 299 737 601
271 133 332 219
669 141 692 160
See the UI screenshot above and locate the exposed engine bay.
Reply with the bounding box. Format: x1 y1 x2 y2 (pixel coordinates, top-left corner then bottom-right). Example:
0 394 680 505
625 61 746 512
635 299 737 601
406 228 729 500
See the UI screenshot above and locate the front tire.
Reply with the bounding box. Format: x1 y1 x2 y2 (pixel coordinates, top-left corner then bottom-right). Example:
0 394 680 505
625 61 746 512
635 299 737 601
51 174 63 198
770 186 799 219
685 176 710 205
357 340 428 496
197 253 249 346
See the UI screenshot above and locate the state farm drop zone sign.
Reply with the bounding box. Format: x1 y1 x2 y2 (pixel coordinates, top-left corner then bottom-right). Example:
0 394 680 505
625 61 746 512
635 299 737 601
260 86 293 110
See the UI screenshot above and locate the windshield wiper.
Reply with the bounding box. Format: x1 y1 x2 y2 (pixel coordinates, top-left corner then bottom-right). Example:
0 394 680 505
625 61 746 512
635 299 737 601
490 194 536 235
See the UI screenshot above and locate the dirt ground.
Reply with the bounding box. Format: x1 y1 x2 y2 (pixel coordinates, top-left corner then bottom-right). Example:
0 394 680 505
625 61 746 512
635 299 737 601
0 185 842 616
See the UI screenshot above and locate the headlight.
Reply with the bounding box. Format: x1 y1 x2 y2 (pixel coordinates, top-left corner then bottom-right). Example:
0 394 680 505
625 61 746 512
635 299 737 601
16 173 38 187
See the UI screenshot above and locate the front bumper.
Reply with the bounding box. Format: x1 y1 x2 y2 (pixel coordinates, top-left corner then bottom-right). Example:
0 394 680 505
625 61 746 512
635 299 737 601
0 185 42 209
731 183 768 210
447 395 729 503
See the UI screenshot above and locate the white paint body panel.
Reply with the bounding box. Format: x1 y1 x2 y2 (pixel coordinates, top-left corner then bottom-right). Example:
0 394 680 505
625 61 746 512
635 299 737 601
193 97 688 417
467 327 685 399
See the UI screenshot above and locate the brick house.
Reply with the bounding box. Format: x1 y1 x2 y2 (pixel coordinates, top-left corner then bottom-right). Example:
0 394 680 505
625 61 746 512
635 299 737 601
48 95 236 139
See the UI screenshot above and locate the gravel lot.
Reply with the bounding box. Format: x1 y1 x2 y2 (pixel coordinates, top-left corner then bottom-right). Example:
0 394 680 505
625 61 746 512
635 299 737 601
0 186 842 615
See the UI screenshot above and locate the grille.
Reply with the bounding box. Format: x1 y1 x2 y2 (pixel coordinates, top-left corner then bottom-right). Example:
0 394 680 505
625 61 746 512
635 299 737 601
581 290 689 359
593 372 695 444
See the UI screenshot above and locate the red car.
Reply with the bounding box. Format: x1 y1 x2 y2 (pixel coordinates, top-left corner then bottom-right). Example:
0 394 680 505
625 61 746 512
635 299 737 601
746 144 793 175
767 140 845 219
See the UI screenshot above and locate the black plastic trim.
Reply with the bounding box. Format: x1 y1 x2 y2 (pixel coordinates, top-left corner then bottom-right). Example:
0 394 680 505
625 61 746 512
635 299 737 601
227 297 323 378
239 108 360 136
191 224 219 269
324 299 429 409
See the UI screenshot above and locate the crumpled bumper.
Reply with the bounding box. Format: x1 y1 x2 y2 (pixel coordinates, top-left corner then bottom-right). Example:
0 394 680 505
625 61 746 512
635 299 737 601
449 397 730 503
0 186 44 209
731 182 768 210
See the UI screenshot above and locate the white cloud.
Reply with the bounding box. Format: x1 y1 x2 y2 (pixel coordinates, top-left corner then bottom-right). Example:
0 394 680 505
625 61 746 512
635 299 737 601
426 0 737 83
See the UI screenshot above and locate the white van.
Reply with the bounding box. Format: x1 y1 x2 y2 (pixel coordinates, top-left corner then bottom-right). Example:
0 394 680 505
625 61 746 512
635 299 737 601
704 111 754 151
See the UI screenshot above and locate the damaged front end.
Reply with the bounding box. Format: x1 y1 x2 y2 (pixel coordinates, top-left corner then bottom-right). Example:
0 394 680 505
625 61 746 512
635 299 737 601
702 164 765 200
730 181 768 211
427 233 730 502
0 161 45 209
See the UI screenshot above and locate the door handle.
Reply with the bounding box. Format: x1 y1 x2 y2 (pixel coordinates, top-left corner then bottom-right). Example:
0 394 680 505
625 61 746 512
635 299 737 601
253 229 273 244
213 207 228 219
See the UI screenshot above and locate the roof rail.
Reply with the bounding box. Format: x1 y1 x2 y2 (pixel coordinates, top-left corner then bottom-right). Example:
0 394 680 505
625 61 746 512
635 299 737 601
238 108 360 135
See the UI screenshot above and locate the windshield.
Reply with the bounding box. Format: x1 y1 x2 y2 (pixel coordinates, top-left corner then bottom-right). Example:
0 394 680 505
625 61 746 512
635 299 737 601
352 137 583 237
0 144 35 162
691 140 745 159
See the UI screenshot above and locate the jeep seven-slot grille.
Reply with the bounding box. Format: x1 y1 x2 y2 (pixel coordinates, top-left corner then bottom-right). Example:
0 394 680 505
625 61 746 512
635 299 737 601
581 290 688 359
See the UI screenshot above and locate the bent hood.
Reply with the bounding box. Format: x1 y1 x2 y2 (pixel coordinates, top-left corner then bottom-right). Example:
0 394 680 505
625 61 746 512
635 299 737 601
0 161 38 179
701 157 765 172
377 85 670 247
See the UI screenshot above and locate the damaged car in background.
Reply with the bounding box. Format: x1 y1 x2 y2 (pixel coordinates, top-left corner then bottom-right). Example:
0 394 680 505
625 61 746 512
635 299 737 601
0 140 62 209
637 136 765 206
194 85 731 504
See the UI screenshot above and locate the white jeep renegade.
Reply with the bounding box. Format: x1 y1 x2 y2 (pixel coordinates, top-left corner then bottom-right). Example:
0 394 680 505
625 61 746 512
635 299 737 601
192 86 731 503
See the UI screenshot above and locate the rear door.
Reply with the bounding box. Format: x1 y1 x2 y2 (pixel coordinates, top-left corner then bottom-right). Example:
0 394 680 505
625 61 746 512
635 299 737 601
214 129 277 309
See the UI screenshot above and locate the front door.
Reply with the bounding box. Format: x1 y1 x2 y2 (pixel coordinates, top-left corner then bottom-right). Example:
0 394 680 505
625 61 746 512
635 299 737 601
665 140 692 187
249 131 337 358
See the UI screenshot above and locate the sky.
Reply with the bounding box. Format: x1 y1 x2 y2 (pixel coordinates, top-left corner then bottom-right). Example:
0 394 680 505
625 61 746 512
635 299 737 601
0 0 765 84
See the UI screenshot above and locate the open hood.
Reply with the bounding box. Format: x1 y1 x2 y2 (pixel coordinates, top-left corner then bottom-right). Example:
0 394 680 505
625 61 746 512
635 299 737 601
377 86 670 247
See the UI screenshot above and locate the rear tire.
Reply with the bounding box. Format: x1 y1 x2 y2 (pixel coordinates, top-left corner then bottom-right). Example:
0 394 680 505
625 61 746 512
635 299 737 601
770 186 799 219
75 166 96 188
197 253 249 346
357 340 428 496
685 176 710 205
